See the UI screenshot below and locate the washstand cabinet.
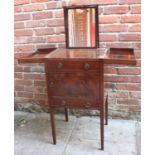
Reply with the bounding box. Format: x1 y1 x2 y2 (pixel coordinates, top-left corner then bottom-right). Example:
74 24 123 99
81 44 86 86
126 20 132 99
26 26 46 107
18 5 136 150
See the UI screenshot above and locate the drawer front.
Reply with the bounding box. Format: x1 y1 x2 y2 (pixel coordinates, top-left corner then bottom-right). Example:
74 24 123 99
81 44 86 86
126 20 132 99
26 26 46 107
46 60 100 72
50 97 99 109
48 72 100 100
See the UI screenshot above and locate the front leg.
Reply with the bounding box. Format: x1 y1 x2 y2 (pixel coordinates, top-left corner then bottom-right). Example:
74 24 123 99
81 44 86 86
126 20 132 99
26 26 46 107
50 109 56 144
65 108 69 122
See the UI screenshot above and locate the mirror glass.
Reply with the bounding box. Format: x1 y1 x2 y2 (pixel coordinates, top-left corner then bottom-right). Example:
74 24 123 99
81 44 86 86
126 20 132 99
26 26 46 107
66 7 98 48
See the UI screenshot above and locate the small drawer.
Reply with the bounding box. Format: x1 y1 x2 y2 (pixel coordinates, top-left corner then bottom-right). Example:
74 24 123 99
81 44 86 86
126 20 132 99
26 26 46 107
46 60 100 72
50 97 99 109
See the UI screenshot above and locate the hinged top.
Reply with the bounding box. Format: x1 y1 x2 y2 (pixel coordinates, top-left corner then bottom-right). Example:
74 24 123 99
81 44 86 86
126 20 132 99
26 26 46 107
45 48 107 59
18 48 136 65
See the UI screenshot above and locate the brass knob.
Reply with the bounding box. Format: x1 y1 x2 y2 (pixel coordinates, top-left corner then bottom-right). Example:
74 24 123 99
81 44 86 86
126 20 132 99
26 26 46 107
84 63 90 71
50 82 54 87
57 62 63 69
84 101 91 108
61 100 66 106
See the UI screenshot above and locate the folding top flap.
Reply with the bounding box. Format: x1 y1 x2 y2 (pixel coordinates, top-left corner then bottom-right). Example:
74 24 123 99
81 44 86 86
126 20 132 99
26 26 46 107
18 48 57 63
104 48 136 65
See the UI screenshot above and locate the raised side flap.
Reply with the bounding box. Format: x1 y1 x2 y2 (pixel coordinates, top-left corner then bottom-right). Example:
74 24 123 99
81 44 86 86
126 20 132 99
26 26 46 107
18 48 57 63
104 48 136 65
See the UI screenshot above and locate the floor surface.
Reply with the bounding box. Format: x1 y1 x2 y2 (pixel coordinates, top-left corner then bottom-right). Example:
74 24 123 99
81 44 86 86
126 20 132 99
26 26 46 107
14 111 141 155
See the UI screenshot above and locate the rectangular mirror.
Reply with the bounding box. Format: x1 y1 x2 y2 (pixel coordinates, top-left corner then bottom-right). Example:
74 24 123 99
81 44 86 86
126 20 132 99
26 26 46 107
64 5 99 49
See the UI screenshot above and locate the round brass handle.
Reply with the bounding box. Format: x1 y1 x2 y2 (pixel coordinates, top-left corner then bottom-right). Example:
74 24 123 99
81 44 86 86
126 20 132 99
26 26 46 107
57 62 63 69
61 100 66 106
84 63 90 71
84 101 91 108
50 82 54 87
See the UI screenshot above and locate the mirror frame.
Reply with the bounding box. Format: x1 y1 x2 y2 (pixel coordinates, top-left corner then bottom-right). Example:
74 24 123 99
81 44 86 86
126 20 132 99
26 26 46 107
63 5 99 49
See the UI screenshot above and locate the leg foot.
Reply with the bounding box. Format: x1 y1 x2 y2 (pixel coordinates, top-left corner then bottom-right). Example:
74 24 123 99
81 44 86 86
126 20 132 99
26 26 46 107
105 95 108 125
65 108 69 122
50 110 56 144
100 109 104 150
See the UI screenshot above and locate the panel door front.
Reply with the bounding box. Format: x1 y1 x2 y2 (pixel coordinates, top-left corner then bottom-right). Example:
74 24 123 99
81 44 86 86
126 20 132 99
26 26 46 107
48 72 100 101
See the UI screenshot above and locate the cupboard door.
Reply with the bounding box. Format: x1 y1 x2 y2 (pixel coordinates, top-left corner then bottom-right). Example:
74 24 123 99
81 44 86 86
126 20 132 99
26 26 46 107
48 72 100 100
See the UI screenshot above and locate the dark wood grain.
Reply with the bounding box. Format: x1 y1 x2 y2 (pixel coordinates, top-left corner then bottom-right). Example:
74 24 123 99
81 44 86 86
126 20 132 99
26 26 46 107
46 60 100 72
104 48 136 65
18 48 56 63
18 48 136 65
45 63 56 145
98 60 104 150
48 72 100 99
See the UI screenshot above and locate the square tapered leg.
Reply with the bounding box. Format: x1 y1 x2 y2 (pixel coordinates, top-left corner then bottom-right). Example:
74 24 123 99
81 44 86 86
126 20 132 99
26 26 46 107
65 108 69 122
100 108 104 150
50 110 56 144
105 95 108 125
